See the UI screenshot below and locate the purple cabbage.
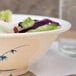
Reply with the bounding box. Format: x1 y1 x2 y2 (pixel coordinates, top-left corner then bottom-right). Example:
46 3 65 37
19 19 60 33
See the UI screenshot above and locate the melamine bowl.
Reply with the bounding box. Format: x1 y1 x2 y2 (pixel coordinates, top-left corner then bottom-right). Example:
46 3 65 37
0 14 71 76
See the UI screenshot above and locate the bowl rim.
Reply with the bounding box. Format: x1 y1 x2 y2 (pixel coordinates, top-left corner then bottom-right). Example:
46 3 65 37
0 14 71 37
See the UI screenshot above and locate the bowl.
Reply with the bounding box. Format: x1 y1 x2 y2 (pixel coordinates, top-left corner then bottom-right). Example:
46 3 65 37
0 14 71 76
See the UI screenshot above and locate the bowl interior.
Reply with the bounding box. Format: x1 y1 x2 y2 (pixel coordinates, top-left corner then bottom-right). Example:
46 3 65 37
0 14 71 37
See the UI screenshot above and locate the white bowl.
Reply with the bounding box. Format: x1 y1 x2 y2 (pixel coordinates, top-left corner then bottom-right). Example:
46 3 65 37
0 14 71 76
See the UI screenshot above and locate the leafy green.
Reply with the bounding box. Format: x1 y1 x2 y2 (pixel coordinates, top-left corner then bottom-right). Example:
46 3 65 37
0 10 12 22
28 23 60 32
4 10 12 22
22 17 35 28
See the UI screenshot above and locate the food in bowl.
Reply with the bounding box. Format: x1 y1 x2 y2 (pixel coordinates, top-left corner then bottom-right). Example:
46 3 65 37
13 17 60 33
0 10 12 22
0 10 61 33
0 10 71 76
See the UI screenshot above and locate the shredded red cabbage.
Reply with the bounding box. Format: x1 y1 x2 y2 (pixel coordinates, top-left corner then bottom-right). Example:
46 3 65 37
19 19 60 33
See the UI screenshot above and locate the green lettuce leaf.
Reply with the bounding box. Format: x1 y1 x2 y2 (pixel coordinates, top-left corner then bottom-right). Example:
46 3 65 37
22 17 35 28
28 23 60 32
0 10 12 22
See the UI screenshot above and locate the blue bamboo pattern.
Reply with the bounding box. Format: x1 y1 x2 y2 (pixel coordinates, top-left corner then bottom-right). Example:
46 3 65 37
0 45 30 61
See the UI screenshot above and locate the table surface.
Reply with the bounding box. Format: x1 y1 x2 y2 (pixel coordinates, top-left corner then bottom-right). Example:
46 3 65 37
29 31 76 76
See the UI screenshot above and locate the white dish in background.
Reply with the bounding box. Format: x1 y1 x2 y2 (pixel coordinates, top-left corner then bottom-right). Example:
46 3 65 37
0 14 71 76
30 42 76 76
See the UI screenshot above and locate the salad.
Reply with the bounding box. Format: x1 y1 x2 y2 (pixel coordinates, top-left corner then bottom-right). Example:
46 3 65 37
0 10 12 22
0 10 60 33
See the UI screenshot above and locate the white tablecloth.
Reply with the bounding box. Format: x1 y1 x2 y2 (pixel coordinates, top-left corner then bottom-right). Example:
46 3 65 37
30 42 76 76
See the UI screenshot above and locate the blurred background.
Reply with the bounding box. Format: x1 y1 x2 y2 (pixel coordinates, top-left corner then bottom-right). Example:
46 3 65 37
0 0 59 17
